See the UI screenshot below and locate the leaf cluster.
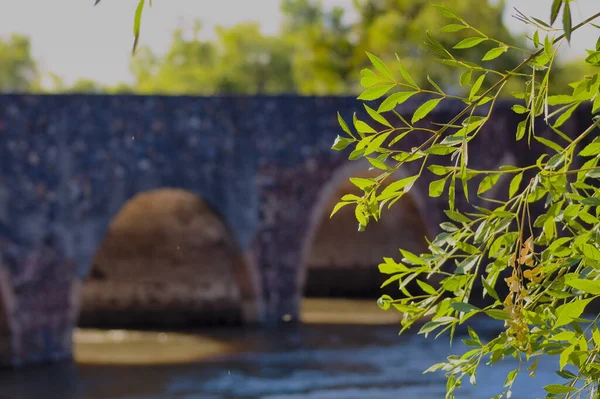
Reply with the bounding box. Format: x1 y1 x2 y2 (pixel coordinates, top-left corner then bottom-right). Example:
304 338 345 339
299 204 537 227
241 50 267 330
332 3 600 398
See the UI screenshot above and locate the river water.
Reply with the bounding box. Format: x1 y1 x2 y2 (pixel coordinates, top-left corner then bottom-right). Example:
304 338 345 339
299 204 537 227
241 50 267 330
0 299 561 399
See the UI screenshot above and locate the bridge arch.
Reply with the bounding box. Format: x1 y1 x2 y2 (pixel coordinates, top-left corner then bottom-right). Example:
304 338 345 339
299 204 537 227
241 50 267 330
299 159 433 303
78 188 263 329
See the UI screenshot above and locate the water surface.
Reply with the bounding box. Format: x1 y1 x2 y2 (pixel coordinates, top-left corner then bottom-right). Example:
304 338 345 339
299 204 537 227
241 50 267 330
0 299 561 399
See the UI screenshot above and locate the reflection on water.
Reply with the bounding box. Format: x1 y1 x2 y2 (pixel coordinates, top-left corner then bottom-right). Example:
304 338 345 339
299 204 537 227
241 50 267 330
74 329 234 366
0 299 560 399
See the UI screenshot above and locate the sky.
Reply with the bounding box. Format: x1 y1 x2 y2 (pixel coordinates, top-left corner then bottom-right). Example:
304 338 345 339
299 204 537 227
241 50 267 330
0 0 598 87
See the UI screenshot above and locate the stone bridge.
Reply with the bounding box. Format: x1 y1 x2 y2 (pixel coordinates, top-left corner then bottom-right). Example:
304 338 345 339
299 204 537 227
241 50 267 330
0 94 594 366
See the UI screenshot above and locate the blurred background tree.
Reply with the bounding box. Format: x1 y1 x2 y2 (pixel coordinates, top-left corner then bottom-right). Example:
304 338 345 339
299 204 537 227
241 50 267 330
0 34 41 93
130 21 297 94
0 0 593 95
280 0 356 94
550 56 600 94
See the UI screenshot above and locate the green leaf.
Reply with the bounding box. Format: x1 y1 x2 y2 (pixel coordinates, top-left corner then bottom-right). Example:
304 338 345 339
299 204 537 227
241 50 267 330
460 70 472 87
593 92 600 113
509 172 523 197
469 74 486 100
426 144 458 155
440 222 458 232
565 279 600 295
417 280 438 295
341 194 361 201
451 302 480 313
366 51 394 81
516 119 527 141
433 4 464 21
358 84 395 101
429 177 448 197
132 0 146 54
365 105 393 128
445 210 471 224
378 258 408 274
349 177 376 190
554 298 593 329
360 68 383 87
331 135 354 151
330 201 352 218
544 384 576 395
505 368 519 388
378 92 418 113
453 37 486 49
511 104 528 114
428 165 451 176
397 60 417 87
423 363 445 374
593 325 600 346
363 133 390 155
355 120 377 134
440 24 467 33
553 103 579 129
427 76 444 93
349 147 366 160
550 0 563 25
482 46 507 61
355 205 367 226
424 31 451 59
547 237 573 253
485 309 511 320
380 274 402 288
380 176 419 198
419 317 456 335
400 249 426 265
533 18 552 28
377 295 393 310
547 94 574 105
556 369 577 380
367 157 389 170
534 135 564 153
338 112 354 138
579 142 600 157
532 30 540 47
477 174 501 195
544 34 553 59
559 344 575 371
412 98 443 123
481 277 500 301
580 198 600 207
563 1 572 42
449 175 456 211
580 243 600 261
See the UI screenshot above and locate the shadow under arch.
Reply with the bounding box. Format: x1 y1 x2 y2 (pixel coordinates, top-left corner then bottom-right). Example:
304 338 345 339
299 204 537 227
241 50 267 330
78 188 262 329
0 267 12 364
299 159 433 302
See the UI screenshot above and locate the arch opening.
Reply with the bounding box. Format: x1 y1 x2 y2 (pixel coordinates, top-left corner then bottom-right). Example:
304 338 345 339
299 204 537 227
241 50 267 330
78 188 257 330
300 162 431 323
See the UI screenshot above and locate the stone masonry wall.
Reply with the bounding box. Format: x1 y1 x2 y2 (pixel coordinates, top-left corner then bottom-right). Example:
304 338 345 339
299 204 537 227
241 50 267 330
0 94 595 364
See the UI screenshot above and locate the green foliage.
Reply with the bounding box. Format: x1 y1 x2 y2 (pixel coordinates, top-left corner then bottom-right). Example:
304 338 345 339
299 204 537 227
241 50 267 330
0 0 586 95
0 34 40 93
332 2 600 398
122 0 535 96
94 0 149 54
130 22 296 94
